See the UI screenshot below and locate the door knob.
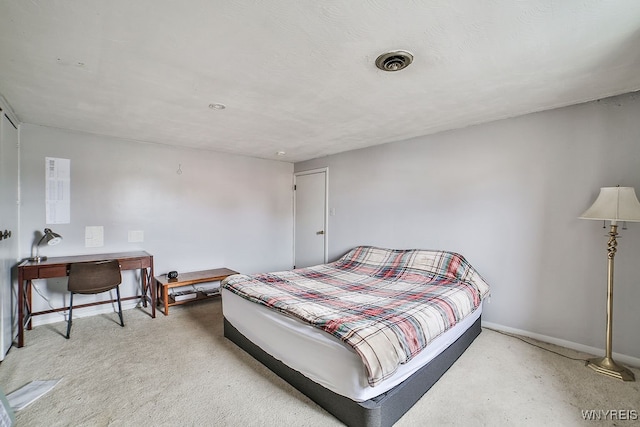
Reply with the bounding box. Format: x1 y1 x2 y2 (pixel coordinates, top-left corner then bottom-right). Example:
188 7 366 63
0 230 10 240
316 230 324 235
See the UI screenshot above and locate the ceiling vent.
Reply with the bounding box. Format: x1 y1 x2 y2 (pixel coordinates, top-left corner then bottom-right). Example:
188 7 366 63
375 51 413 72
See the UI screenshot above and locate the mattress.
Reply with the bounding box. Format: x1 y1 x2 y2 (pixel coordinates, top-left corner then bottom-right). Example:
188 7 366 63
222 288 482 402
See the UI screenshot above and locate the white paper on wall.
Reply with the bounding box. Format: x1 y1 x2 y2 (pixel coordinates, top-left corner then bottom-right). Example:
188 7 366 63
45 157 71 224
85 226 104 248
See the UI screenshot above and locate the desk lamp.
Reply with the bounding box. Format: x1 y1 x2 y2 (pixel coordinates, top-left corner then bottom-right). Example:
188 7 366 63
30 228 63 263
579 186 640 381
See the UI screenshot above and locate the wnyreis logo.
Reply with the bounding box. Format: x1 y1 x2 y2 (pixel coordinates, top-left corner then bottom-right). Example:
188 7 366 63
581 409 638 421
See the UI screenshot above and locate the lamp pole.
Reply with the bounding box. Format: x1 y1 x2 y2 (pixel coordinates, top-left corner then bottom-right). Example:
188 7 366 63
605 224 616 362
586 223 635 381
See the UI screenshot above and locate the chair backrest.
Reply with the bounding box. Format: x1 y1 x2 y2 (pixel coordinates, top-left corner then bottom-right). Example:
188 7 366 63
68 259 122 294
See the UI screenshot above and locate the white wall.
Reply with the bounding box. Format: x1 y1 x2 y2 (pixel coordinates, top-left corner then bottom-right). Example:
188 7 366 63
20 124 293 324
295 92 640 360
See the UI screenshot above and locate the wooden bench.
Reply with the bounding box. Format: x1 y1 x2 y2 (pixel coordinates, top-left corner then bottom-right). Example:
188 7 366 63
155 268 238 315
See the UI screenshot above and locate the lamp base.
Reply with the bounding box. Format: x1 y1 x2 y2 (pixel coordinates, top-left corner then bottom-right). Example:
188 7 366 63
28 256 47 263
587 357 635 381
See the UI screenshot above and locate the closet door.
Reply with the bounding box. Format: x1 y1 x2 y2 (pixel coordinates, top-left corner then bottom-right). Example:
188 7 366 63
294 168 328 268
0 111 19 359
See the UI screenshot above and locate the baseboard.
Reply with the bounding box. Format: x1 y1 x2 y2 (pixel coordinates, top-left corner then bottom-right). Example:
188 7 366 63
481 321 640 369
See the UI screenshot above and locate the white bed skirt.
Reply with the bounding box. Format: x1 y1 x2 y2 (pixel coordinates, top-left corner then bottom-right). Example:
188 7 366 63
221 288 482 402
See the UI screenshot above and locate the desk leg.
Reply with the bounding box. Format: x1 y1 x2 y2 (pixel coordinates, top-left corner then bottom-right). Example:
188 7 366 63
141 268 148 308
141 266 156 318
149 258 155 318
26 280 32 330
17 270 24 348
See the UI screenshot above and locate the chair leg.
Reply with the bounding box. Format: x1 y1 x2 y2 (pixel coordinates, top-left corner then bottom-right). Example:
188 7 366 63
66 293 74 339
116 286 124 327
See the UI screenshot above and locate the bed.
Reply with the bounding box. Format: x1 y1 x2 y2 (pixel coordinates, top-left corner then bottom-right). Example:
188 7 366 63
221 246 490 427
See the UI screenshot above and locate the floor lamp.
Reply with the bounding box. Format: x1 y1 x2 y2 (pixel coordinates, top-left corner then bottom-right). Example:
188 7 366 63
579 186 640 381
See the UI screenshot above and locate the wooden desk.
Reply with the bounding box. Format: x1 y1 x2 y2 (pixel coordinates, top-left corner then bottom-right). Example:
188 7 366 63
17 251 155 347
155 268 238 315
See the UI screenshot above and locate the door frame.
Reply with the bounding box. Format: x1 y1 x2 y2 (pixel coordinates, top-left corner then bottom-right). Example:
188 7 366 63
293 167 329 268
0 97 20 359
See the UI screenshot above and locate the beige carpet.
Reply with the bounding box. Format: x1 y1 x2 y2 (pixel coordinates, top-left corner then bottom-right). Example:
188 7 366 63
1 300 638 426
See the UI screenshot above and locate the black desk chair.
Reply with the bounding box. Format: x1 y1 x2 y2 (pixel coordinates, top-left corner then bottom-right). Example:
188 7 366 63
66 259 124 339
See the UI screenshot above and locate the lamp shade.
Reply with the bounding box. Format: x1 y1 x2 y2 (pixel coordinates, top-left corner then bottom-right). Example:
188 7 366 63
579 187 640 223
40 228 62 246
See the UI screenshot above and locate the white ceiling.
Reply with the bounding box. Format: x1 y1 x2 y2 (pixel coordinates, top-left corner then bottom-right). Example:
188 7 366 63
1 1 640 163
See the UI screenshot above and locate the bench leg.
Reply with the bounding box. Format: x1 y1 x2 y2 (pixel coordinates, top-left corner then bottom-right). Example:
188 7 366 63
163 285 169 316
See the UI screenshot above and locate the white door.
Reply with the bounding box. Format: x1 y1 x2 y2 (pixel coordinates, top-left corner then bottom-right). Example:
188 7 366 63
294 169 327 268
0 112 19 360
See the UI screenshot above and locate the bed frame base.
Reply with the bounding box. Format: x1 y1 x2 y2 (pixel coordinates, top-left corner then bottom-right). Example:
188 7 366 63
224 316 482 427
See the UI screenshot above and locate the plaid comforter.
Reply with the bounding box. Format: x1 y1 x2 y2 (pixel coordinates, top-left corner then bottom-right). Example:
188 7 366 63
221 246 490 386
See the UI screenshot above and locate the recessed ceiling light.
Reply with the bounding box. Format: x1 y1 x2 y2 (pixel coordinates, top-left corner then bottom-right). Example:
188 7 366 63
209 103 226 110
276 151 286 156
375 50 413 72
